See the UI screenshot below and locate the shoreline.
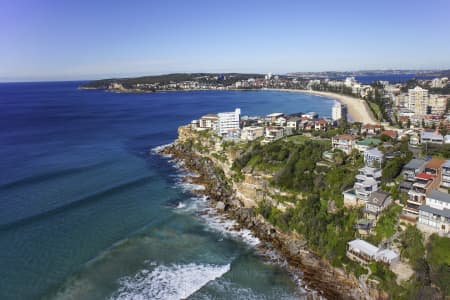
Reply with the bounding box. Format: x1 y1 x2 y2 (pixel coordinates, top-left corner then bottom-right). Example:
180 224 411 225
265 88 378 124
81 86 378 124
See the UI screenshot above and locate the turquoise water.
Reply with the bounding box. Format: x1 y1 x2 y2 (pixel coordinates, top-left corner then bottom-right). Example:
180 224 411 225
0 82 334 299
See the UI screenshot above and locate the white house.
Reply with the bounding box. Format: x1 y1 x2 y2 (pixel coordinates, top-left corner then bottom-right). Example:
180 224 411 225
353 166 381 201
347 239 399 266
364 148 384 168
218 108 241 135
332 134 357 155
264 126 285 143
418 190 450 235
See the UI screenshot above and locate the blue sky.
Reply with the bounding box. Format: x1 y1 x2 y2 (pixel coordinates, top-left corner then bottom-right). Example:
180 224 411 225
1 0 450 81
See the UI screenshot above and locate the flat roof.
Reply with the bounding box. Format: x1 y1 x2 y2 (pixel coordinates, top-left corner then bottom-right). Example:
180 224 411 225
267 112 284 117
441 160 450 168
404 159 427 170
348 239 379 256
420 204 450 218
428 190 450 204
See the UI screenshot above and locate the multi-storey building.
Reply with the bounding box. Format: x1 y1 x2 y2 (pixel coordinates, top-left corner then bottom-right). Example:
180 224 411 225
403 173 436 221
418 190 450 235
217 108 241 135
408 86 429 115
199 114 219 130
441 160 450 189
332 134 357 155
363 148 384 168
332 102 347 121
241 126 264 141
354 167 381 202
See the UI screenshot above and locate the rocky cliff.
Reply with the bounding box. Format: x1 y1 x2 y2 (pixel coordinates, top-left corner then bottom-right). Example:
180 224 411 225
162 126 385 300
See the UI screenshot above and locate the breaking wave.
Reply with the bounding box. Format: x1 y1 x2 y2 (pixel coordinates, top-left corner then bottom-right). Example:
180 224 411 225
109 262 230 300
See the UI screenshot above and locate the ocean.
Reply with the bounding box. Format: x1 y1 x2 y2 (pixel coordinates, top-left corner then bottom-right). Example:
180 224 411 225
0 82 334 300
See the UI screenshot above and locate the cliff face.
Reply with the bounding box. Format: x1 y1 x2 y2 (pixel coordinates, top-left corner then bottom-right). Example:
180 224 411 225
163 126 384 300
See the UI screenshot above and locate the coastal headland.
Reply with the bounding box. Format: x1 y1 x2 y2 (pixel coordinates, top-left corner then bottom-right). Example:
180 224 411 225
159 126 384 300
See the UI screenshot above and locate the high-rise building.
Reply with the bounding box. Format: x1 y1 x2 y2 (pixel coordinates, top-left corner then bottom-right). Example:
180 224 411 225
332 102 347 121
408 86 429 115
218 108 241 135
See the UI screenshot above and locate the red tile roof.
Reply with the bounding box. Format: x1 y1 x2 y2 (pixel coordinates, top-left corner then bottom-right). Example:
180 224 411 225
382 130 398 138
416 172 435 180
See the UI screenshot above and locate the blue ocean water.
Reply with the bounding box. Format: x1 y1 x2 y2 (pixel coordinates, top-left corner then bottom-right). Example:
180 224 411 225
0 82 334 300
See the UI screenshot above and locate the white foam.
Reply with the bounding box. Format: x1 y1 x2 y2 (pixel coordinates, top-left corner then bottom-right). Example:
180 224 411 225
175 202 186 209
109 262 230 300
201 207 261 247
151 143 173 154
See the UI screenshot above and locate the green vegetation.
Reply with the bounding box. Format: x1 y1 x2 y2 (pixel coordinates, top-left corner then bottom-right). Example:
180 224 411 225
399 225 425 266
233 138 363 267
423 143 450 158
426 235 450 297
81 73 263 89
368 204 402 245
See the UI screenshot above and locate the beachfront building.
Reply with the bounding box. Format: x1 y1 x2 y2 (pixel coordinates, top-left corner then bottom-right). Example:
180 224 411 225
332 102 347 122
332 134 357 155
418 190 450 235
441 160 450 189
217 108 241 135
365 191 392 221
347 239 400 266
363 148 384 168
199 114 219 130
355 138 381 152
241 126 264 141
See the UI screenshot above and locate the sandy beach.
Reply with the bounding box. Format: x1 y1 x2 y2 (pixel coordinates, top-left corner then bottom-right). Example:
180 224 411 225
267 88 378 124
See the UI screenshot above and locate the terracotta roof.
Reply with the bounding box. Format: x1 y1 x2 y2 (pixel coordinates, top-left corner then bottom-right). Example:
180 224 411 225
363 124 382 129
425 158 447 169
382 130 398 138
416 172 435 180
315 119 328 125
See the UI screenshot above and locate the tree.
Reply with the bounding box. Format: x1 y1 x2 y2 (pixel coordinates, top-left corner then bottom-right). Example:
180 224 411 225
439 122 448 138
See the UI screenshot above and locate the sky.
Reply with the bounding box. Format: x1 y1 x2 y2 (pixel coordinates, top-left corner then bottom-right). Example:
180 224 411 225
1 0 450 82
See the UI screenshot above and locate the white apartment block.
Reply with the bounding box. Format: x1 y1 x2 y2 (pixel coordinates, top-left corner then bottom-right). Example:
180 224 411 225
332 102 347 121
408 86 429 115
217 108 241 135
